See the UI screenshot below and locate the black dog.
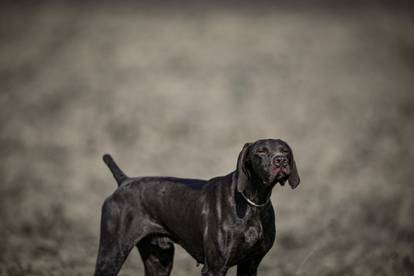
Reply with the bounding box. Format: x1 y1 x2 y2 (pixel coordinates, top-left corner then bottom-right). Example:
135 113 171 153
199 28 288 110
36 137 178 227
94 139 300 276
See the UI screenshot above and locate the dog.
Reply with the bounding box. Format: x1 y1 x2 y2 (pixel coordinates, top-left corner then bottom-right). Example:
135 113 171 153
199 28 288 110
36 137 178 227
94 139 300 276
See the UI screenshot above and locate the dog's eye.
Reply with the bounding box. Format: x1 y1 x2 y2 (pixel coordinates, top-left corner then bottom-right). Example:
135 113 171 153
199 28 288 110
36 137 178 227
255 148 268 155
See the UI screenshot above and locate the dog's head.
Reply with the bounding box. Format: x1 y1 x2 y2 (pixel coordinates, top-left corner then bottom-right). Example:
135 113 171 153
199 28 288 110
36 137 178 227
236 139 300 192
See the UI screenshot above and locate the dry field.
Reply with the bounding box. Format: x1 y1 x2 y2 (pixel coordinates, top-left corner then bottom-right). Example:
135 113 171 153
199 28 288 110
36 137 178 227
0 2 413 275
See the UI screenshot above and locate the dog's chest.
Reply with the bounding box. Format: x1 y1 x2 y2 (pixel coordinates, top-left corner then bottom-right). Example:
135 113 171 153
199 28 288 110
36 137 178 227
231 219 265 252
217 219 266 266
243 224 262 246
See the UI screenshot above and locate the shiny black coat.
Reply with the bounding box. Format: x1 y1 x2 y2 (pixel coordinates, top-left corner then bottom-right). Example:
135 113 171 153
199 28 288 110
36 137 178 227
94 139 299 276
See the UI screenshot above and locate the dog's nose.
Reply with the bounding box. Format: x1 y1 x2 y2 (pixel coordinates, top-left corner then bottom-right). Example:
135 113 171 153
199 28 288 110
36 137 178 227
273 156 288 168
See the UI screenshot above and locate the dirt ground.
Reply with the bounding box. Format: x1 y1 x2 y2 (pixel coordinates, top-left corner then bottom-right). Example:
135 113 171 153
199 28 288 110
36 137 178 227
1 2 413 275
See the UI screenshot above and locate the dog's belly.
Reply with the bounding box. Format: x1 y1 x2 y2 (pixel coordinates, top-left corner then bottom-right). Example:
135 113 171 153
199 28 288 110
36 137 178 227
155 208 206 263
177 240 205 263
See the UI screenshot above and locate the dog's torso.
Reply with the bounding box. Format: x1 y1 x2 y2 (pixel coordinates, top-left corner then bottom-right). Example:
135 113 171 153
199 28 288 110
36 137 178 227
114 172 276 267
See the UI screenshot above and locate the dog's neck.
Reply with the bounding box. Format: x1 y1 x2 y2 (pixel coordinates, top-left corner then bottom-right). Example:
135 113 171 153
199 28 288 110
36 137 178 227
242 176 273 206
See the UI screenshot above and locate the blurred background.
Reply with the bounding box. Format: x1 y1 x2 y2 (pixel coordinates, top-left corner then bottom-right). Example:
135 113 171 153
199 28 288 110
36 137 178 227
1 1 413 275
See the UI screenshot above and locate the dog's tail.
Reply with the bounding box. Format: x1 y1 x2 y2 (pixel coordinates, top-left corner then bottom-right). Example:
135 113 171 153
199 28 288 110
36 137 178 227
102 154 128 186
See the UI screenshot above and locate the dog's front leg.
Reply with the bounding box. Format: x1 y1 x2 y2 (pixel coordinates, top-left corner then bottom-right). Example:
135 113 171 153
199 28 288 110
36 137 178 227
201 264 228 276
200 239 230 276
200 239 229 276
236 256 263 276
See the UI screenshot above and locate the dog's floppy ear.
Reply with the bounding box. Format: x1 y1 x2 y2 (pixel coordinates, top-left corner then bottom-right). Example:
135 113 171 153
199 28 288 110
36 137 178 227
287 147 300 189
236 142 252 193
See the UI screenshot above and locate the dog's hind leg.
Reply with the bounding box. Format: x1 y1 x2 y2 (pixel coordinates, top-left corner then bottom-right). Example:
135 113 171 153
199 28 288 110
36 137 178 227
94 198 146 276
137 235 175 276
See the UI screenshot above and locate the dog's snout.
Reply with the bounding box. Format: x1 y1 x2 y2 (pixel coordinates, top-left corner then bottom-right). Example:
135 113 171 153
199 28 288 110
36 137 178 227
273 155 288 168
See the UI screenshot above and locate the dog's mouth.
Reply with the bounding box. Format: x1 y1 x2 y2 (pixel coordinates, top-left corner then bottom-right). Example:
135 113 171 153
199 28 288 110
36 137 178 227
272 166 290 176
265 166 290 186
257 163 291 186
263 169 289 186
